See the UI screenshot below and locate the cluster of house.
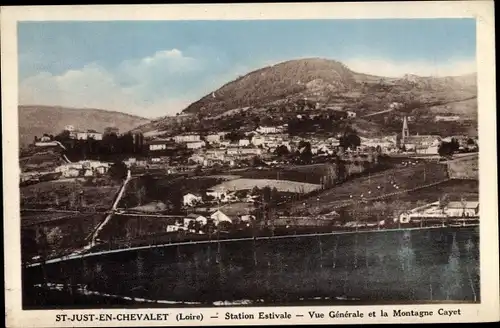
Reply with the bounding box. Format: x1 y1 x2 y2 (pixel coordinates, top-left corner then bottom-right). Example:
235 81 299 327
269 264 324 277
64 125 106 140
54 160 111 178
34 126 121 144
182 189 258 208
399 199 479 223
165 210 255 233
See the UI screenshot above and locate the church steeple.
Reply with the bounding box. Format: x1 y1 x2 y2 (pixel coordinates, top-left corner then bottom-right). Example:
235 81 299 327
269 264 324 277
402 116 410 144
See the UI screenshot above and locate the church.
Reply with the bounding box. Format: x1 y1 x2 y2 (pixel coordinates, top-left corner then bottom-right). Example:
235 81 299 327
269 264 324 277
398 116 442 155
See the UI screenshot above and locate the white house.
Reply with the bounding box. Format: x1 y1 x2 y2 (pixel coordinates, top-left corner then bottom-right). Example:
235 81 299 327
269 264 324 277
186 140 206 149
206 189 227 200
240 214 256 222
70 130 103 140
166 225 187 232
174 134 200 143
256 126 283 134
183 193 203 207
238 139 250 147
210 210 233 226
206 134 221 143
183 213 208 229
251 135 266 146
435 115 461 122
416 145 440 155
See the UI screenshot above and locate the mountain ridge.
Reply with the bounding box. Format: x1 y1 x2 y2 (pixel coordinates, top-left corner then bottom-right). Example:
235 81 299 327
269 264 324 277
134 58 476 137
18 105 150 147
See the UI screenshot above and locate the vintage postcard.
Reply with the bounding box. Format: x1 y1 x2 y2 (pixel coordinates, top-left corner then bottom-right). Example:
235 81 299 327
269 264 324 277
2 2 499 327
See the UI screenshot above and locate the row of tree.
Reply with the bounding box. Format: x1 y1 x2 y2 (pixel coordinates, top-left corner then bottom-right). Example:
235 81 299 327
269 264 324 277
54 131 146 161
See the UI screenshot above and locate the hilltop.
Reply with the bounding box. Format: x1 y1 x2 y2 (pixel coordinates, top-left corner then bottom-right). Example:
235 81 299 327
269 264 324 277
134 58 477 138
184 58 476 116
18 105 150 147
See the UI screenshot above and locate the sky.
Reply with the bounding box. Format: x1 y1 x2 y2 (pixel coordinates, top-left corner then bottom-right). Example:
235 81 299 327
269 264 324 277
18 19 476 118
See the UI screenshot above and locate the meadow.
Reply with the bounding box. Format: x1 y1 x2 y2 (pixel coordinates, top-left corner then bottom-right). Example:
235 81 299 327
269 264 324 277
21 179 120 211
285 162 449 215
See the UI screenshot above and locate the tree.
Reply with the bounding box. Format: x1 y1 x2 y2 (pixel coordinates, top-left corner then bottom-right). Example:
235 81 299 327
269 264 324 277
135 185 147 206
335 158 347 183
250 186 261 196
297 141 312 164
274 145 290 157
234 189 249 199
439 194 450 214
188 220 196 232
194 165 203 175
108 161 128 181
250 156 264 167
54 130 70 142
438 141 458 157
339 132 361 150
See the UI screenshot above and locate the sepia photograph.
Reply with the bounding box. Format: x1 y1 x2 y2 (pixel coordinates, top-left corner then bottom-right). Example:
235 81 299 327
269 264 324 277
2 2 498 326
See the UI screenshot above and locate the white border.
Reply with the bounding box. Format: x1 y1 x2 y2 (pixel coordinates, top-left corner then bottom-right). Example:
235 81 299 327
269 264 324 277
2 2 498 327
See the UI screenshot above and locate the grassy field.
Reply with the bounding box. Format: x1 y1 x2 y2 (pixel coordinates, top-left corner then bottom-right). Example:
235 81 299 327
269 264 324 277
211 178 321 193
20 148 65 173
21 212 105 262
97 214 183 245
333 179 479 222
118 176 227 209
236 164 335 184
284 162 449 215
21 180 120 211
448 155 478 180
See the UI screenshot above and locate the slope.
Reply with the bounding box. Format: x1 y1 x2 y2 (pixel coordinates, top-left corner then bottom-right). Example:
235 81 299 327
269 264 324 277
19 105 150 147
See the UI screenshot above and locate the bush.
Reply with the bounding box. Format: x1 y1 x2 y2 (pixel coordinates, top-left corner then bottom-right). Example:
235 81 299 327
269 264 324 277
108 162 128 181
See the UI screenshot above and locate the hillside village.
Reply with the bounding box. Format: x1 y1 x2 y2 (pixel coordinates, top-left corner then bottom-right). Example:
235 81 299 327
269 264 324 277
19 58 479 261
21 102 479 251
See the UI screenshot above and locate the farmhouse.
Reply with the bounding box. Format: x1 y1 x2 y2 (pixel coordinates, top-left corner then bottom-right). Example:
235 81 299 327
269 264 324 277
206 189 228 200
183 193 203 207
238 139 250 147
251 134 266 146
206 134 221 143
184 213 208 226
210 210 233 226
183 213 208 229
69 129 103 141
186 140 206 149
